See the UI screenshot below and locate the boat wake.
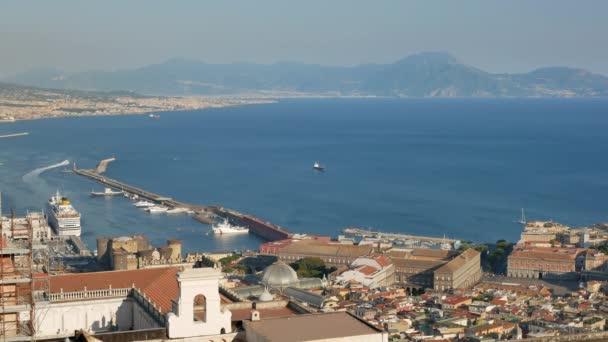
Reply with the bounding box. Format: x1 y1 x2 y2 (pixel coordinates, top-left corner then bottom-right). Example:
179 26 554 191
22 160 70 185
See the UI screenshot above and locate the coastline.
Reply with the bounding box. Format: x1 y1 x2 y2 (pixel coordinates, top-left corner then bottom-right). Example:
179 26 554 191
0 96 276 123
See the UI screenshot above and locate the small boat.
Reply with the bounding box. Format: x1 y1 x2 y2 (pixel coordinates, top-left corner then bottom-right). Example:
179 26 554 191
134 200 155 208
146 206 168 213
149 114 161 119
313 161 325 171
516 208 527 225
91 187 124 197
166 207 189 215
212 219 249 235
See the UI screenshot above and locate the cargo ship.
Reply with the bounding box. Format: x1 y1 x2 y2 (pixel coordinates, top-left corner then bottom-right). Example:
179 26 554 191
47 191 82 237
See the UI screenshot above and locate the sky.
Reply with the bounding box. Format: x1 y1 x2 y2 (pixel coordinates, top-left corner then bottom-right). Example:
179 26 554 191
1 0 607 77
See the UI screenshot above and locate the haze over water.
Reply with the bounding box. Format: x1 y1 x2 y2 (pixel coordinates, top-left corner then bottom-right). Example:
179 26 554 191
1 98 607 252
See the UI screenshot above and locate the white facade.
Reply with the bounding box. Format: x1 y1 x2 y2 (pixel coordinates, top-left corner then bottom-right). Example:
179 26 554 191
35 296 160 339
167 267 232 338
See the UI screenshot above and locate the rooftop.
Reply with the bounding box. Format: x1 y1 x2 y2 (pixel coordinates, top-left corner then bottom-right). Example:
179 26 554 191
244 311 382 341
509 247 585 262
49 266 180 313
435 249 480 274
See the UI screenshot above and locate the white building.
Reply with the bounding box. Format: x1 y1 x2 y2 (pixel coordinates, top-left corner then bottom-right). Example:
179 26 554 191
35 266 235 341
31 265 387 342
336 256 395 288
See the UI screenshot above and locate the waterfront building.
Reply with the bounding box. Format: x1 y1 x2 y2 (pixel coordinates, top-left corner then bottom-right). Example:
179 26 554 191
433 248 482 291
507 247 585 279
519 221 570 246
260 238 374 267
584 250 608 272
388 248 464 291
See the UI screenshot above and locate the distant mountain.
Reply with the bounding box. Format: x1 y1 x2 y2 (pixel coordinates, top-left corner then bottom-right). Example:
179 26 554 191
5 52 608 97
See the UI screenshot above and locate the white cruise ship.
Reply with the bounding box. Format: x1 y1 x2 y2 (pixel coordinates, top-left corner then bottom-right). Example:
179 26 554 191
212 219 249 235
47 191 81 237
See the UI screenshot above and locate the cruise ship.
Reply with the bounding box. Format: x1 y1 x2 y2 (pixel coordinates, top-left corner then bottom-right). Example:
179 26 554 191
47 191 82 237
212 219 249 235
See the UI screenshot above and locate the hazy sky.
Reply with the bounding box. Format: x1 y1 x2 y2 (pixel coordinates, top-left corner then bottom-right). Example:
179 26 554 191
1 0 607 77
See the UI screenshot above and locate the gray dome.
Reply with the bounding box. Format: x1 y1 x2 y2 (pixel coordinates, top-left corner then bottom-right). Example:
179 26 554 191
261 261 298 288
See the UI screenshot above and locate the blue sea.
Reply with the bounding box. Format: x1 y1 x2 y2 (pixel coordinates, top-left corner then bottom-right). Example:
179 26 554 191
1 98 607 252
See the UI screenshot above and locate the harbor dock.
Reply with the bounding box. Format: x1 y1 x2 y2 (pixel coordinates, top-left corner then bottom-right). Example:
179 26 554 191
342 227 458 245
72 159 293 241
211 206 293 241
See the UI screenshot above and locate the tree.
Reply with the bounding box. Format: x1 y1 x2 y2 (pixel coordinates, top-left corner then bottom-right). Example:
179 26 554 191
290 257 335 278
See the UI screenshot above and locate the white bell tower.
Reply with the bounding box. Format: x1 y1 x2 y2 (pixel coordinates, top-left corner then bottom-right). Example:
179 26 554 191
167 267 232 338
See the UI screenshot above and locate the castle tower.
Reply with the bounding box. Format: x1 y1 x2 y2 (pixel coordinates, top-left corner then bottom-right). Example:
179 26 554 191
167 238 182 262
167 267 232 338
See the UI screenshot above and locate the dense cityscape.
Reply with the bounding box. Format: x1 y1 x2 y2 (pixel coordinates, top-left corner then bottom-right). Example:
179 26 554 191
2 158 608 341
2 2 608 342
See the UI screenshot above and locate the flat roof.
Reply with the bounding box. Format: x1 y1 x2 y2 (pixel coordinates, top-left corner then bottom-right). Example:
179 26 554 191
244 311 382 341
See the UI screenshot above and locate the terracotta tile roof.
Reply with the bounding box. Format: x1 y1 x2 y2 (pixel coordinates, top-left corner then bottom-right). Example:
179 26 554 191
442 296 471 305
280 240 373 258
436 249 480 274
509 247 583 262
391 258 446 268
49 267 180 313
411 248 456 260
491 298 507 306
357 265 379 276
374 255 391 267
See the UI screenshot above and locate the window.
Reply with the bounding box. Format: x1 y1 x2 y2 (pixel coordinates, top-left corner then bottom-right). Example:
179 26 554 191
193 294 206 322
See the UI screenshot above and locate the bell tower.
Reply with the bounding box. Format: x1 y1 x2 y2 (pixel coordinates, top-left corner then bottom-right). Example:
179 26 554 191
167 267 232 338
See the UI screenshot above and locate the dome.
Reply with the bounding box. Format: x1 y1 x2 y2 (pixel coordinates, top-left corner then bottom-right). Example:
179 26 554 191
260 261 298 288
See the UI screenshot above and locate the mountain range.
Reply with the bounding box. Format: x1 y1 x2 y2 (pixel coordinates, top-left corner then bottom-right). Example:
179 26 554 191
5 52 608 97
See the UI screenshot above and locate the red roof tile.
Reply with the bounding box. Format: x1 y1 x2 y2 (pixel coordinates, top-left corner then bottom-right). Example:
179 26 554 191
374 255 391 267
357 265 379 276
49 267 180 313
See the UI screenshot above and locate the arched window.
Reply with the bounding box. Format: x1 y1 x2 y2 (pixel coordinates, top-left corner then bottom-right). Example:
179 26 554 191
193 294 206 322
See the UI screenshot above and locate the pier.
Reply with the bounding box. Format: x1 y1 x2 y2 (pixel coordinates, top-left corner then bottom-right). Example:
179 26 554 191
73 167 205 211
94 157 116 174
72 159 292 241
342 227 458 244
211 206 293 241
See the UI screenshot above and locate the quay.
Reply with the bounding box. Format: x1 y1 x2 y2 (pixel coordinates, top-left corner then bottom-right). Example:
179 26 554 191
0 132 29 139
211 206 293 241
343 227 458 244
73 167 207 212
72 159 293 241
